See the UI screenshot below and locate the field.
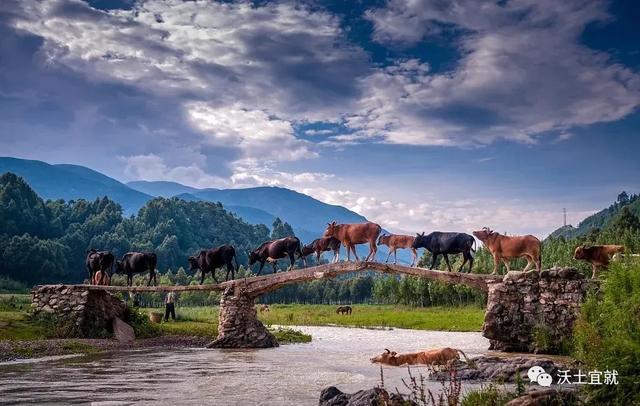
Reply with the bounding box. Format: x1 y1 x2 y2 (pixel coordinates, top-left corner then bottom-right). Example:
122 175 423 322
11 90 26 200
161 304 485 332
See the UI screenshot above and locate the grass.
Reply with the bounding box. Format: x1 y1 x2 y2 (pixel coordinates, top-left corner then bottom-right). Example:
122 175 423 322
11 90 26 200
0 311 48 341
258 304 485 331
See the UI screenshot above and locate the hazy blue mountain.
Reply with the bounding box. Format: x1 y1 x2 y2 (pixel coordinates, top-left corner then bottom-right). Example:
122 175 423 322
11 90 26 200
0 157 151 214
127 180 199 197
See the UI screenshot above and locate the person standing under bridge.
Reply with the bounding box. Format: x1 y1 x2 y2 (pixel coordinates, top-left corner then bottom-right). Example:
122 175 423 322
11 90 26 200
164 291 176 322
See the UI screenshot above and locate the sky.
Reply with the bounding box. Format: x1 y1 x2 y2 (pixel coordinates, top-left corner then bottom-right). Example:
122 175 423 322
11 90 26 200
0 0 639 237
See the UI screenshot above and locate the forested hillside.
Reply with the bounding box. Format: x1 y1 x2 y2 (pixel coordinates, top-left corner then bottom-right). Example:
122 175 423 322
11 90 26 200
0 173 272 287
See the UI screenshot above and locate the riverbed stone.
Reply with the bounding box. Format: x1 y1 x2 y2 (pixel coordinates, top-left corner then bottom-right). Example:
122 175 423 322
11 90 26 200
113 317 135 343
208 286 278 348
319 386 415 406
482 267 597 354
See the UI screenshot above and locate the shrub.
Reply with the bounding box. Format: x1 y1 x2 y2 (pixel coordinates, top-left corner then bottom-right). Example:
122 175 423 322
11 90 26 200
124 306 161 338
573 260 640 404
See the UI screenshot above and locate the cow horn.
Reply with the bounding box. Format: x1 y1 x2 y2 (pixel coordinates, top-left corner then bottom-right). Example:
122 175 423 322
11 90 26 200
384 348 390 353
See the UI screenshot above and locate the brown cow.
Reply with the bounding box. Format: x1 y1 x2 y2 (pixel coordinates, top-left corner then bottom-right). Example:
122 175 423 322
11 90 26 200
377 234 417 266
323 221 381 262
301 237 341 264
574 244 625 279
473 227 541 274
370 347 469 367
92 270 111 286
259 304 270 313
336 305 352 315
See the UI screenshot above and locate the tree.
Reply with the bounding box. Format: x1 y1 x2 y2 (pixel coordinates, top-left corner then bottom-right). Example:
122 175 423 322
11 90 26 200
271 217 295 239
617 191 630 205
611 206 640 232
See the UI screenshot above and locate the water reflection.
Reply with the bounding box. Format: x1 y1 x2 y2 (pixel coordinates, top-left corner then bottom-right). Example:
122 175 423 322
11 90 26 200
0 326 492 405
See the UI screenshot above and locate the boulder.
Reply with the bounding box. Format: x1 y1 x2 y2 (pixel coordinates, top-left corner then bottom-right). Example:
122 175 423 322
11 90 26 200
319 386 415 406
112 317 135 343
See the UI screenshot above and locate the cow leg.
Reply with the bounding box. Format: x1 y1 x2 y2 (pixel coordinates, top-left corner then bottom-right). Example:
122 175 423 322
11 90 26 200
459 254 468 273
394 248 398 264
522 255 533 272
288 252 295 271
272 261 278 274
333 248 339 263
468 253 474 273
411 248 417 267
385 250 392 263
492 255 500 275
501 259 511 273
316 252 321 264
430 253 438 270
257 262 265 276
371 240 378 262
352 245 361 262
443 254 453 272
592 264 598 279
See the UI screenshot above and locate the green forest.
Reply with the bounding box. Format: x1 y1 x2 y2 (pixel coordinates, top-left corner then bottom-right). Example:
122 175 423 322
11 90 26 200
2 172 640 309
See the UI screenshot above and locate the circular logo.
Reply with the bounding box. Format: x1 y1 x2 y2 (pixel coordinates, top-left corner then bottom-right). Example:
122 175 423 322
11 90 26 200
527 366 545 382
537 373 553 387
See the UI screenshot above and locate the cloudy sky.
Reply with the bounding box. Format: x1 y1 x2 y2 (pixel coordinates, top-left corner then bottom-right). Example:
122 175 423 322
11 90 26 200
1 0 639 237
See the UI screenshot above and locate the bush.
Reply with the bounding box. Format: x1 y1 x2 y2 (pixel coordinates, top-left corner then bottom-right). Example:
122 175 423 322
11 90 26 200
460 384 515 406
573 260 640 404
124 306 161 338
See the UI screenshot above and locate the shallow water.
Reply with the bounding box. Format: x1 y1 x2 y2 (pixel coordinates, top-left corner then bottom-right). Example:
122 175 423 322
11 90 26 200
0 326 492 405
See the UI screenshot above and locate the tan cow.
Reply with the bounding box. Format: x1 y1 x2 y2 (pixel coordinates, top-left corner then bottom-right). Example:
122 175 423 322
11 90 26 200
92 270 111 286
370 347 469 367
574 244 625 279
323 221 381 262
259 304 270 313
473 227 541 274
377 234 417 266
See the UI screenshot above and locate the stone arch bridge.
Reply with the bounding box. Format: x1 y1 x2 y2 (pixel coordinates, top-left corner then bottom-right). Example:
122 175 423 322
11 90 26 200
32 262 594 353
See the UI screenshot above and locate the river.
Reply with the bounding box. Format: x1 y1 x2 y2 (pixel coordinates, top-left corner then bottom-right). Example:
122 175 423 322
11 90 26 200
0 326 492 405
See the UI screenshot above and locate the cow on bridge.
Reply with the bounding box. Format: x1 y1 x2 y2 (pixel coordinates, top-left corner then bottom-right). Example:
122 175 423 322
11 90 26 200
188 245 239 284
323 221 381 262
573 244 625 279
473 227 541 274
412 232 476 272
115 252 158 286
378 234 418 266
301 237 341 264
85 249 114 285
248 237 306 275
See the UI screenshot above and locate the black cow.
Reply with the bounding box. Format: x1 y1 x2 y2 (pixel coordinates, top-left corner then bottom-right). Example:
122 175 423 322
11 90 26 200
248 237 306 275
115 252 158 286
412 232 476 272
301 237 341 264
188 245 239 284
85 249 115 285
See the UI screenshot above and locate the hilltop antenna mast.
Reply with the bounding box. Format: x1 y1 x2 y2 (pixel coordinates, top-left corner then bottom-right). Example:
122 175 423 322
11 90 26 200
563 208 567 227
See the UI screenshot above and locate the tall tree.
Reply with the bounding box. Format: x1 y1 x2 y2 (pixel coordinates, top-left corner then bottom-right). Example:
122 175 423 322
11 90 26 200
611 206 640 232
271 217 295 239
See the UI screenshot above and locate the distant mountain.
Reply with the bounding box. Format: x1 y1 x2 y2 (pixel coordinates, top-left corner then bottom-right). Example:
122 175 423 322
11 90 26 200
548 193 640 240
127 181 368 237
0 157 151 215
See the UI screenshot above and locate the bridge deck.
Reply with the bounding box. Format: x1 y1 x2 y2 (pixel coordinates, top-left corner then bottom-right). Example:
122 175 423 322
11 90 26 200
36 262 503 296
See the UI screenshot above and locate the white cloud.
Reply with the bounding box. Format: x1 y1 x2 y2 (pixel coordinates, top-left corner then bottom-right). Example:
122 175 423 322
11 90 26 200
120 153 227 188
354 0 640 146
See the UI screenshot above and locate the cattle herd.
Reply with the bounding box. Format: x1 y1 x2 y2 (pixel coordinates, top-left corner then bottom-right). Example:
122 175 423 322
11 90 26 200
85 221 631 287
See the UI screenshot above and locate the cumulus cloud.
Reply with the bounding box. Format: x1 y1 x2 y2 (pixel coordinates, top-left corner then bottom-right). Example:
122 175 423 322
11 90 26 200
356 0 640 146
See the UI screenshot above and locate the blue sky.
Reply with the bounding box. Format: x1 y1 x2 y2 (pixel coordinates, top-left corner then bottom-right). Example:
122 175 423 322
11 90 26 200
0 0 639 236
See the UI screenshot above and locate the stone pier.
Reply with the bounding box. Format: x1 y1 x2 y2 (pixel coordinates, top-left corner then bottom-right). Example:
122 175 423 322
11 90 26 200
482 267 597 354
208 286 278 348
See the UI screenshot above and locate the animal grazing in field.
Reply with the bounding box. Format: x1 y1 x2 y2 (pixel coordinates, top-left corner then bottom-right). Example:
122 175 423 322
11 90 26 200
248 237 306 275
574 244 625 279
336 305 352 315
188 245 239 284
259 304 270 312
85 249 115 285
301 237 341 264
115 252 158 286
473 227 541 274
323 221 382 262
377 234 418 266
411 232 476 272
370 347 469 367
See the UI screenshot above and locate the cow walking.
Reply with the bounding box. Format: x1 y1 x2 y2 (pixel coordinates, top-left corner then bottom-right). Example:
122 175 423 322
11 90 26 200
473 227 541 274
378 234 418 266
188 245 239 284
336 305 352 315
85 249 114 285
323 221 381 262
574 244 625 279
412 232 476 272
301 237 341 264
248 237 306 275
115 252 158 286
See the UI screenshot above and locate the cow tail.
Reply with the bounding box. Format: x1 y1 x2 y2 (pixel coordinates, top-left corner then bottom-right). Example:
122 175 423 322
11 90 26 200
472 238 476 253
234 249 239 270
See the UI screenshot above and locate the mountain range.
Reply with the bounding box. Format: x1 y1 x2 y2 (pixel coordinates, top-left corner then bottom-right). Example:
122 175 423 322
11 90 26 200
0 157 367 246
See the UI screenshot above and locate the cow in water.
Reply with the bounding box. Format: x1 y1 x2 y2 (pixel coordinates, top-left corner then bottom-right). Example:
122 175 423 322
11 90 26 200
301 237 341 264
412 232 476 272
85 249 115 285
188 245 239 284
473 227 541 274
115 252 158 286
378 234 418 266
370 347 470 367
323 221 381 262
248 237 306 275
573 244 625 279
